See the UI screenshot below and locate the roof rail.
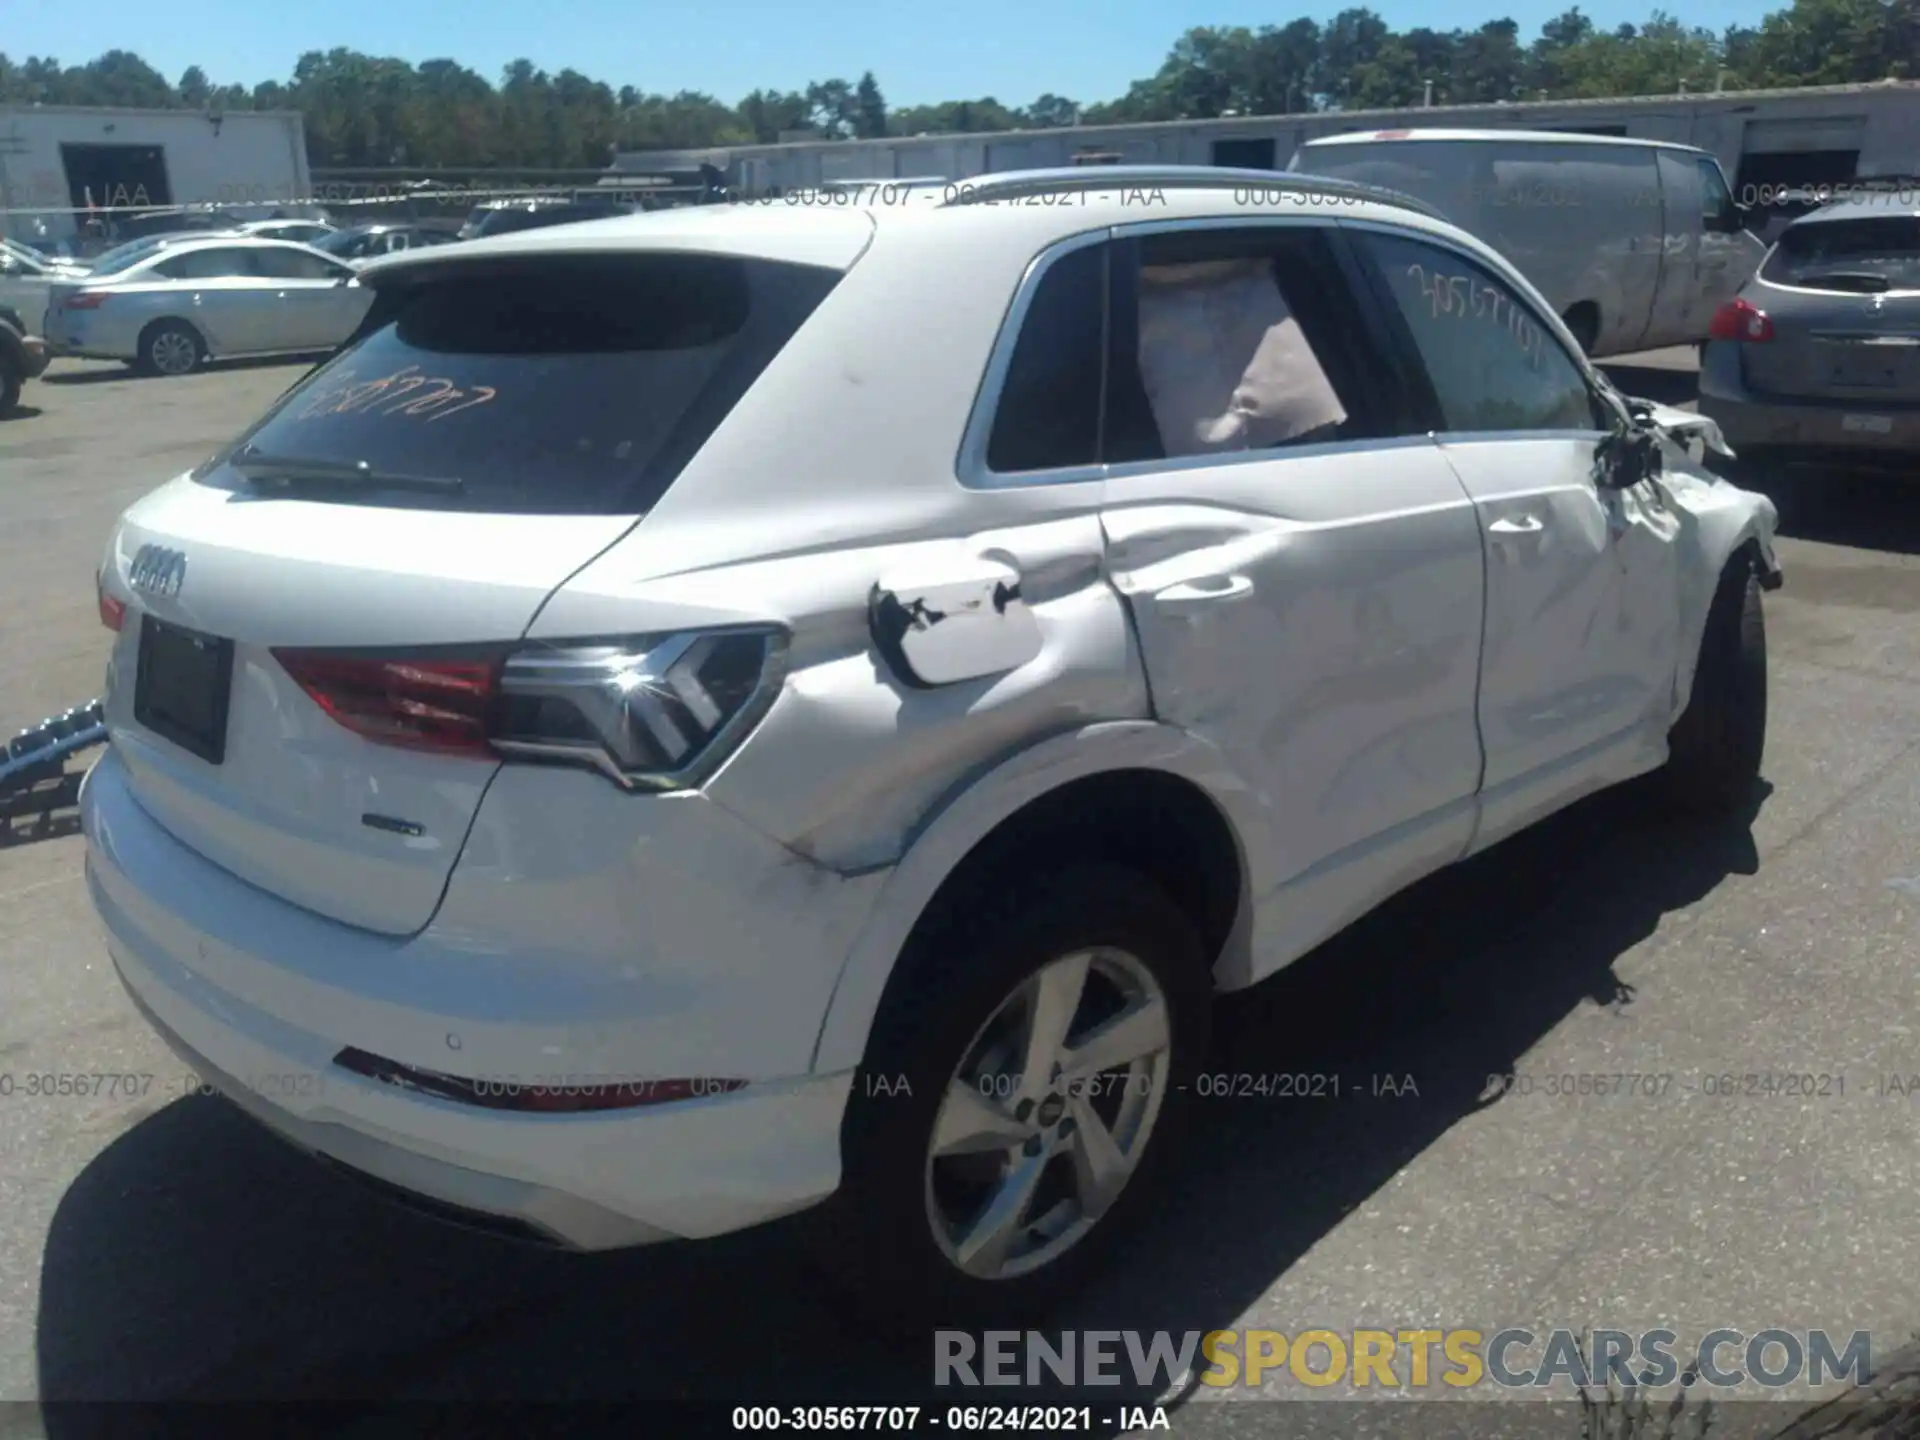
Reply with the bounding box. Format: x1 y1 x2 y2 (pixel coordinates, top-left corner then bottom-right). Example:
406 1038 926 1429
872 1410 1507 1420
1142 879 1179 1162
937 165 1447 221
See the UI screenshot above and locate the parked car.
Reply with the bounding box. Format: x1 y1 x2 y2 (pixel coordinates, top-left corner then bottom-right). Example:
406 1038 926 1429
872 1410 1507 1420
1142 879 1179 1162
42 235 373 376
315 223 459 264
3 236 89 276
0 237 72 334
236 219 339 246
0 303 51 415
1699 195 1920 473
108 206 252 244
1290 129 1768 356
84 168 1780 1318
455 196 635 240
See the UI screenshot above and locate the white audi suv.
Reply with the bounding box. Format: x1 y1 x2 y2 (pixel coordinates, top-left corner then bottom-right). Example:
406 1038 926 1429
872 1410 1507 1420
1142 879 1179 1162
84 168 1781 1316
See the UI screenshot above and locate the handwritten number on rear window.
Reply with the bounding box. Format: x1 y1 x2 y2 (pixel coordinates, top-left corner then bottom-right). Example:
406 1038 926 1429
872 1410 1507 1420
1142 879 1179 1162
291 364 498 424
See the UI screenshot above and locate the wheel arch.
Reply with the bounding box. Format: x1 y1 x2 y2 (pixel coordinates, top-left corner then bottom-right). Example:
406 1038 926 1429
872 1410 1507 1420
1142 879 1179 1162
1671 511 1776 722
808 720 1274 1075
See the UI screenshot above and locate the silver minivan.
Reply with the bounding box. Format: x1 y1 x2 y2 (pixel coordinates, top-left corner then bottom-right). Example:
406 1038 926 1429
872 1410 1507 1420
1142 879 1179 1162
1291 129 1767 357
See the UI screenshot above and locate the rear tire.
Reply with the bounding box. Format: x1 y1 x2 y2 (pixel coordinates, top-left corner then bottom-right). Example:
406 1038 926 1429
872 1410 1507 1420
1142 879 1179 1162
1662 556 1766 815
136 321 205 377
818 862 1212 1324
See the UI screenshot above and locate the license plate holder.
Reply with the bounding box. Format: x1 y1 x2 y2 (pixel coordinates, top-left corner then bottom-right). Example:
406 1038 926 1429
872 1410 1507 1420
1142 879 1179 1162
134 615 234 764
1827 350 1900 388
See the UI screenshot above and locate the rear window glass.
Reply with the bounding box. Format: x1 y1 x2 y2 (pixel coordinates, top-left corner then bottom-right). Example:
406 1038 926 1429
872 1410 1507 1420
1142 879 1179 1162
196 254 840 514
86 238 170 276
1762 215 1920 290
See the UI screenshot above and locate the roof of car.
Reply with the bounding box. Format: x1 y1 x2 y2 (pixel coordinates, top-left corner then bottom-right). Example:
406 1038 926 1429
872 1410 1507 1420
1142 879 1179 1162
1790 194 1920 225
95 233 346 276
1299 127 1710 154
361 167 1458 282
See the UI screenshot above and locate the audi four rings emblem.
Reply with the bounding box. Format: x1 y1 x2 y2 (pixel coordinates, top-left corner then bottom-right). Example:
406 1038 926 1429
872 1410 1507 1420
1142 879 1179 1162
128 545 187 599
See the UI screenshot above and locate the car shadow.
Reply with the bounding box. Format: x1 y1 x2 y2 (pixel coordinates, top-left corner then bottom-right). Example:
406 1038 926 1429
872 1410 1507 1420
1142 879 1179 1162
40 355 326 386
36 776 1771 1436
0 403 45 422
1753 468 1920 556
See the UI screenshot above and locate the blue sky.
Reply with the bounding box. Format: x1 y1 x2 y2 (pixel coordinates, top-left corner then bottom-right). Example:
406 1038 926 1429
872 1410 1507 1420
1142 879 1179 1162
8 0 1780 110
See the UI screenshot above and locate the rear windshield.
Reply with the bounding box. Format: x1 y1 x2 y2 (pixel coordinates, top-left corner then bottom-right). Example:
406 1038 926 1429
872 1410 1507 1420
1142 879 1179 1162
86 238 171 276
196 253 840 514
1761 215 1920 290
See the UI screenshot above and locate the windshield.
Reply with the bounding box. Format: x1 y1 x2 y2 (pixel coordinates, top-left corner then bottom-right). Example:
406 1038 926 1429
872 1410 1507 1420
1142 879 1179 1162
314 229 366 255
1762 215 1920 290
196 253 841 514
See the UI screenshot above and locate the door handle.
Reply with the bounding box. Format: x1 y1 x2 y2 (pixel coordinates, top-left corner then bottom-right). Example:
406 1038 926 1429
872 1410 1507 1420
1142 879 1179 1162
1488 515 1544 537
1155 574 1254 606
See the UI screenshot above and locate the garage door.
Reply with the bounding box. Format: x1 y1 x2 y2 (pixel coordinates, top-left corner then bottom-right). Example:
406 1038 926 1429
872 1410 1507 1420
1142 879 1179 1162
1744 115 1867 154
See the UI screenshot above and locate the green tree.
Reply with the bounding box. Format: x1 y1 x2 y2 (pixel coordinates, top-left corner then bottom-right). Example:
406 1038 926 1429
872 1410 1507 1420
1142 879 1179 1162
854 71 888 138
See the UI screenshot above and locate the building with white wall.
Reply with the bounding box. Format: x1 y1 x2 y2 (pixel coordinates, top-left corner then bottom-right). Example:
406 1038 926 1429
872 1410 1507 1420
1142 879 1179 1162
0 104 312 242
618 80 1920 201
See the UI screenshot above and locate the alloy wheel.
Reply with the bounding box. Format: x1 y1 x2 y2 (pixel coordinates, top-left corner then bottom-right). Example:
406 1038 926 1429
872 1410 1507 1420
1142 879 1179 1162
150 331 198 376
923 946 1173 1281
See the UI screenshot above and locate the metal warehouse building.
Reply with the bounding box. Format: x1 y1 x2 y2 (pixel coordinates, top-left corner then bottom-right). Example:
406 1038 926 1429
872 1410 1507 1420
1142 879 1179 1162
618 80 1920 200
0 104 312 241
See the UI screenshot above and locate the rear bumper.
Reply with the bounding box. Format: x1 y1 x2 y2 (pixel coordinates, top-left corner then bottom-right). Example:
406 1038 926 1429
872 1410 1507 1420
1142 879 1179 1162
81 748 874 1250
1699 343 1920 463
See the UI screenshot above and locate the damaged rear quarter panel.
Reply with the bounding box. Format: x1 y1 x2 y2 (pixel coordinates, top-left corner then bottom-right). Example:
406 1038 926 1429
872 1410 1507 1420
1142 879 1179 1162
702 516 1152 872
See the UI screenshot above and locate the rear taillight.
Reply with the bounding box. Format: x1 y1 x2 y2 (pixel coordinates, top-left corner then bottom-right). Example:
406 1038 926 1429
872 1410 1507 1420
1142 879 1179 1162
491 626 789 790
1708 297 1774 343
65 291 109 310
271 649 505 756
97 572 125 631
274 625 788 788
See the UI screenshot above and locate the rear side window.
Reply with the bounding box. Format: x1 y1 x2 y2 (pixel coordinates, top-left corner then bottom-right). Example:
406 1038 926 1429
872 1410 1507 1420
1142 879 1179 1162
154 248 262 280
198 254 840 514
985 244 1107 473
1359 231 1602 434
1762 215 1920 290
252 247 349 281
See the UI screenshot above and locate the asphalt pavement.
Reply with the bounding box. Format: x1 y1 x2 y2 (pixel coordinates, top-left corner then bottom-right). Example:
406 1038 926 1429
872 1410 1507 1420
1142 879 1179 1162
2 350 1919 1437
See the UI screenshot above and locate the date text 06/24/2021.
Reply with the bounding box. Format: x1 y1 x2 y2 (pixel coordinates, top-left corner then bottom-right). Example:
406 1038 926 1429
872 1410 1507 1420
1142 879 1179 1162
730 1406 1171 1431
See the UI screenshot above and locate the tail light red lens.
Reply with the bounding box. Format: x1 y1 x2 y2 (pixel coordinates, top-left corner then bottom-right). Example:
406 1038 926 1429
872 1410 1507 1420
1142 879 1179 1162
97 573 125 632
1708 297 1774 343
275 627 786 784
271 649 506 756
65 291 109 311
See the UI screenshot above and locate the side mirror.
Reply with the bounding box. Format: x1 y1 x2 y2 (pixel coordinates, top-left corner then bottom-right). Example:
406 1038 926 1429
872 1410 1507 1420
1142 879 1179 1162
1597 420 1663 489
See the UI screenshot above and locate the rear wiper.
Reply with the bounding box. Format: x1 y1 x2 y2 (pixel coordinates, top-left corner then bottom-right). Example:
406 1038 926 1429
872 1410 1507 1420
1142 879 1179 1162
230 446 465 494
